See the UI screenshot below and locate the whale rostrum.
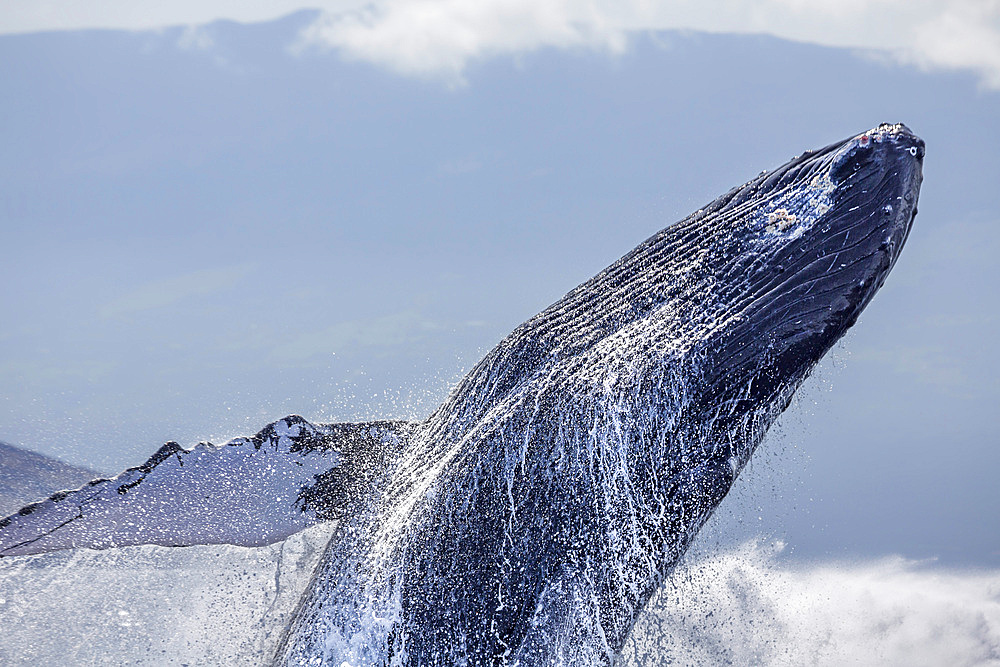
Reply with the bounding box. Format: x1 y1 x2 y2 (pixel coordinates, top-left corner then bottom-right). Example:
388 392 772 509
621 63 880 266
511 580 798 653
1 124 924 667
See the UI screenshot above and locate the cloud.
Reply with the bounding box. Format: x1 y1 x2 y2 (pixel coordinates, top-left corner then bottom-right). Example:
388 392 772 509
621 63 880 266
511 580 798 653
1 2 999 86
625 540 1000 666
0 1 321 34
294 0 1000 88
296 0 628 77
176 24 214 51
902 1 1000 89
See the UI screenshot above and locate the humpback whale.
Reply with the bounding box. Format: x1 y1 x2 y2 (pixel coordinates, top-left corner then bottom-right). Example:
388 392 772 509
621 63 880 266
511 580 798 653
0 124 924 666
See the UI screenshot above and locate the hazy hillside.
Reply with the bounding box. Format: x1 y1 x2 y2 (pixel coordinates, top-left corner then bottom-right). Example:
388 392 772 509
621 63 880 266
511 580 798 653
0 442 101 517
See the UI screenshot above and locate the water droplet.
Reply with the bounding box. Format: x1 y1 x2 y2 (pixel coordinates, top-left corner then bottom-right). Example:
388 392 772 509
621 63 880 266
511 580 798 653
882 203 893 216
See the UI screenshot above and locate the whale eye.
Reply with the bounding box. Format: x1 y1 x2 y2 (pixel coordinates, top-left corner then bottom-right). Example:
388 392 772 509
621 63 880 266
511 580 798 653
908 146 918 156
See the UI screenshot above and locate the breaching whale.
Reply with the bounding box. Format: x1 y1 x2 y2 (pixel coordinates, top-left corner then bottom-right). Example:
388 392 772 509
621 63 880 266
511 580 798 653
1 124 923 666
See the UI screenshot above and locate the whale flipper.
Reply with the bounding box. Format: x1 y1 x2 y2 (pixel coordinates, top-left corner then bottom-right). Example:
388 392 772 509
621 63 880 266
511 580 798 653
0 416 416 557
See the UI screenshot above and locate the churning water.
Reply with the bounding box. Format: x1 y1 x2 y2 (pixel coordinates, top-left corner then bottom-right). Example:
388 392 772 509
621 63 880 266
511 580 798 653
2 528 998 666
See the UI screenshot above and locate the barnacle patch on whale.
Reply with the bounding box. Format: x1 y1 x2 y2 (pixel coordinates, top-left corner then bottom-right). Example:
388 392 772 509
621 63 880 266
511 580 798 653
765 208 798 232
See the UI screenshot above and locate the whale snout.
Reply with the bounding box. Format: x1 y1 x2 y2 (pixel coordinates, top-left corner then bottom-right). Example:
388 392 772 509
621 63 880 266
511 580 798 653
863 123 924 154
898 132 926 161
826 124 923 259
715 124 925 388
876 124 924 266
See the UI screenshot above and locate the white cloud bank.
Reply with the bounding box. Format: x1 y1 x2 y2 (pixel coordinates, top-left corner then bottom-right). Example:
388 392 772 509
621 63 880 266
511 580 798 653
2 1 999 87
298 0 1000 87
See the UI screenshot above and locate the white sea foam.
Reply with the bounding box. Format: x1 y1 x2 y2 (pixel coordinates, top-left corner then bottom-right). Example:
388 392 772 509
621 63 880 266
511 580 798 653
0 523 336 666
625 540 1000 667
1 533 996 665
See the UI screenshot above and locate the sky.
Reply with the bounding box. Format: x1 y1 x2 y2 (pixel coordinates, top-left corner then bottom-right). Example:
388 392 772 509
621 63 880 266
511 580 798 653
0 1 998 573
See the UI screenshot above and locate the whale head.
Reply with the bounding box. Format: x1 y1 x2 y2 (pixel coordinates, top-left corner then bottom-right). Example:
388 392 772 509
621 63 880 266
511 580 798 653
692 123 924 435
425 124 925 472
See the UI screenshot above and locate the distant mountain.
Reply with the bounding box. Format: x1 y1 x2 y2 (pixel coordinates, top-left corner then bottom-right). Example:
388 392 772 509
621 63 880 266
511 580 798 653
0 442 101 517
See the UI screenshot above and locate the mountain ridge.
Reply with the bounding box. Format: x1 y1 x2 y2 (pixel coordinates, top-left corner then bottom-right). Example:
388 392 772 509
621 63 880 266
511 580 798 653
0 441 102 517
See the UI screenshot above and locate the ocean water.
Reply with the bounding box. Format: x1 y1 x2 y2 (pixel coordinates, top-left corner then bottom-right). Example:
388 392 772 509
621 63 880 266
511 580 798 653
1 530 997 666
0 523 335 666
625 541 1000 667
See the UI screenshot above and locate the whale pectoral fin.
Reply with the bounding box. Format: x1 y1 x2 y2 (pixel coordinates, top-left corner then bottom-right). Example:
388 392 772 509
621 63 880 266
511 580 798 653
0 416 417 557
